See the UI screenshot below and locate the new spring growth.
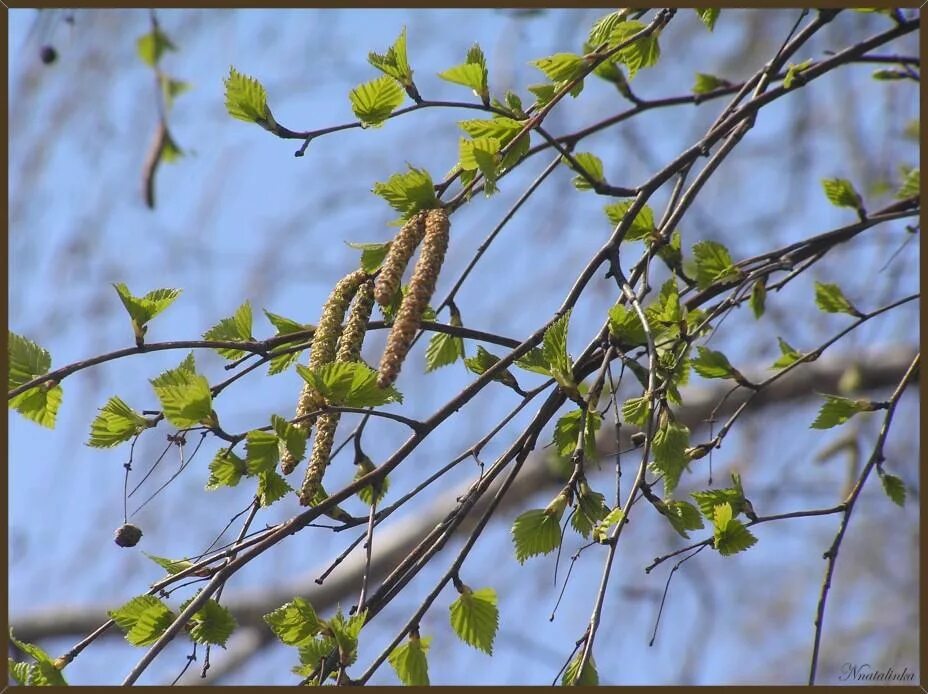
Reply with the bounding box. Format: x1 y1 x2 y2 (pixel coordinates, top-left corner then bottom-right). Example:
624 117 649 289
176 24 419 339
377 207 450 389
374 210 428 307
299 279 375 505
281 269 368 475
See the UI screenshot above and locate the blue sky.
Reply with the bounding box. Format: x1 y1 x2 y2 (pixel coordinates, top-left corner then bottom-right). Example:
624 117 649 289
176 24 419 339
8 8 919 685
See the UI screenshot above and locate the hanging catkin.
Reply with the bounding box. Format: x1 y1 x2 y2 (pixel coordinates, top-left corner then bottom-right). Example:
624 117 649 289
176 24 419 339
374 210 428 307
377 207 450 389
280 269 368 475
299 279 375 505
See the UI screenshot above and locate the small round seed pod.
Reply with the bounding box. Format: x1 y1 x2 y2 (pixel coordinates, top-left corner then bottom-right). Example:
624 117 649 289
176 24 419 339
374 211 428 307
299 410 340 506
377 207 450 389
281 269 369 475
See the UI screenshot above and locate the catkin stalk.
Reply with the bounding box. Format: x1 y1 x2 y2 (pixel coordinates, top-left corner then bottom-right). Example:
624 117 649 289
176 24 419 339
299 279 375 505
377 208 450 389
281 269 368 474
374 211 428 307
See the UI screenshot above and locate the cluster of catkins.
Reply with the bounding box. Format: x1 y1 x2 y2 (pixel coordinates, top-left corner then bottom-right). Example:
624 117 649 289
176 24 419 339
281 207 450 507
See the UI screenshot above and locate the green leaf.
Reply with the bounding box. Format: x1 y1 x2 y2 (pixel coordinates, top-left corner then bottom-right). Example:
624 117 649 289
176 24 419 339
136 28 176 67
588 10 630 47
811 394 875 429
206 449 247 490
9 365 62 430
692 240 742 290
651 420 690 496
693 72 729 94
459 136 502 194
615 21 660 79
113 282 182 341
265 597 323 646
527 82 557 107
160 76 191 110
749 280 766 319
814 281 861 317
464 345 522 392
692 346 735 380
187 599 237 646
592 507 624 543
272 414 308 466
372 165 438 220
553 408 602 460
109 595 176 646
150 353 213 427
563 653 599 686
349 75 405 128
514 347 552 376
449 586 499 655
355 455 390 505
695 9 720 31
297 361 403 407
571 480 610 538
511 497 567 564
499 131 530 172
327 609 366 667
8 331 52 390
783 58 813 89
608 303 647 347
203 301 254 359
458 117 524 145
346 240 392 273
712 502 758 556
879 470 906 507
821 177 864 210
621 395 650 427
692 488 746 520
294 635 337 676
603 201 656 241
772 336 802 369
896 167 919 199
531 52 586 83
438 43 488 101
425 331 465 372
143 552 194 576
659 499 704 539
8 631 67 686
245 429 279 475
264 310 310 376
257 470 292 507
224 66 275 128
388 633 431 686
565 151 605 190
368 27 412 85
88 396 150 447
542 311 576 396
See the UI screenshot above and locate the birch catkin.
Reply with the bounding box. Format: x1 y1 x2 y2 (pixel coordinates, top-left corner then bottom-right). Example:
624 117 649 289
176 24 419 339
374 211 428 307
377 207 450 389
281 269 368 475
299 279 375 505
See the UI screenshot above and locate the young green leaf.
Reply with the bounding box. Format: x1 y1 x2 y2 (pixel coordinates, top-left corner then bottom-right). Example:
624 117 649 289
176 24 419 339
527 82 557 107
571 480 610 538
879 470 906 507
264 309 311 375
693 72 730 94
88 396 151 448
603 201 657 241
588 10 630 47
438 43 489 102
749 279 767 319
530 52 586 83
388 633 431 686
692 346 736 380
297 361 403 407
449 586 499 655
272 413 308 466
8 631 68 686
355 454 390 506
659 499 704 539
346 240 393 273
616 21 660 79
691 240 742 290
565 151 605 190
136 28 176 67
350 75 405 128
150 354 213 427
458 117 524 145
695 9 720 31
511 494 567 563
651 420 690 496
257 470 292 507
368 27 413 85
109 595 176 647
8 331 53 390
542 310 576 397
553 408 602 460
563 653 599 686
772 336 802 369
514 347 552 376
821 177 864 211
692 484 748 520
143 552 195 576
9 374 63 429
224 66 276 129
113 282 182 343
810 395 876 429
783 59 813 89
264 597 323 646
206 449 247 490
592 507 625 543
814 281 862 317
203 301 254 359
187 599 237 647
245 430 279 475
464 345 523 392
327 609 366 667
160 76 191 110
425 331 465 372
294 635 338 678
896 167 919 199
608 303 647 347
459 136 502 194
712 502 758 556
372 166 438 219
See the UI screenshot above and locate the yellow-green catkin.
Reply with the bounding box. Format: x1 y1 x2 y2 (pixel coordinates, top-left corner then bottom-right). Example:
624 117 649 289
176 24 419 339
374 211 428 307
377 207 450 389
281 269 368 475
299 279 375 505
